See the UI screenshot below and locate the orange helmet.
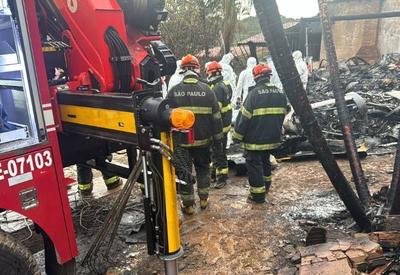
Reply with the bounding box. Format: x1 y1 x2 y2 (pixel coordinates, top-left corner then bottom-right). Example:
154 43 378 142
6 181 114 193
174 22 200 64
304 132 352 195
206 61 223 76
252 64 272 80
181 54 200 70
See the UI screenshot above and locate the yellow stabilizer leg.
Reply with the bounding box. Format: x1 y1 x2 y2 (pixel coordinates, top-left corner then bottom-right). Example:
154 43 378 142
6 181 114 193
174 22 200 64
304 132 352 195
160 132 181 254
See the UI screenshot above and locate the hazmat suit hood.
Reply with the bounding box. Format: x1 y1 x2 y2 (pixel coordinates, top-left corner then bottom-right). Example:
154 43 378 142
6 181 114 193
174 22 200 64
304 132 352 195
167 60 184 94
220 53 234 65
247 57 257 68
292 51 303 62
175 60 182 73
219 53 237 97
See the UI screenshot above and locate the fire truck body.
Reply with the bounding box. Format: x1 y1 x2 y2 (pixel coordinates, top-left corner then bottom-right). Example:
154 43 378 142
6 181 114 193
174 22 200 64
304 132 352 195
0 0 77 266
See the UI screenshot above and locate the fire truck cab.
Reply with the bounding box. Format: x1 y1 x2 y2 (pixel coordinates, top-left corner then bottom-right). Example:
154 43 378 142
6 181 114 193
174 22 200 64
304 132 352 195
0 0 77 273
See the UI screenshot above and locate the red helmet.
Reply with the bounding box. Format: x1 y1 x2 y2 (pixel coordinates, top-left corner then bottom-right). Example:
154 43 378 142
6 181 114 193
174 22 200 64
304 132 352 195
252 64 272 79
206 61 223 76
181 54 200 69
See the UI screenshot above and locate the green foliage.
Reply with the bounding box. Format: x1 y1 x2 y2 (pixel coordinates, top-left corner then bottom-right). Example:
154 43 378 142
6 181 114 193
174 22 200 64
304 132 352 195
236 16 262 42
160 0 223 59
160 0 258 58
222 0 240 53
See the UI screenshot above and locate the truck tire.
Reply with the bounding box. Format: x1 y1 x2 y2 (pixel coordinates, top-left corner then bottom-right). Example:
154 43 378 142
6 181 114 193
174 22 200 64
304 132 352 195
43 233 76 275
0 230 40 275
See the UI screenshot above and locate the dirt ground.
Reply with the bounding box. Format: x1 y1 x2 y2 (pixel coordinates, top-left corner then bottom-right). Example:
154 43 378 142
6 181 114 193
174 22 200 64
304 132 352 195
59 152 395 275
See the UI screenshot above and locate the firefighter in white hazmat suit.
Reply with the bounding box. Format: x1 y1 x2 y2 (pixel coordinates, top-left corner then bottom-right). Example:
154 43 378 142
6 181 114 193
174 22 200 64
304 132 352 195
219 53 237 94
235 57 257 104
292 50 309 90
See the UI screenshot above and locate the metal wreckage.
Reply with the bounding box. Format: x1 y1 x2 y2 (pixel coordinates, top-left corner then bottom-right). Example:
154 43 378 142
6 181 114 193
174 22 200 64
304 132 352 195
228 53 400 173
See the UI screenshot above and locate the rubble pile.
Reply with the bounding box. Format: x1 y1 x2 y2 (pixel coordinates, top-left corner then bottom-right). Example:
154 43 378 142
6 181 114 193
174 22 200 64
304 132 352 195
299 234 387 275
307 54 400 147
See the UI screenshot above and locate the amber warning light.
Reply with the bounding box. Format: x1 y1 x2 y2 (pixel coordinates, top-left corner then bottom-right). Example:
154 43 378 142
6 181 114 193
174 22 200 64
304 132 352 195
170 108 195 129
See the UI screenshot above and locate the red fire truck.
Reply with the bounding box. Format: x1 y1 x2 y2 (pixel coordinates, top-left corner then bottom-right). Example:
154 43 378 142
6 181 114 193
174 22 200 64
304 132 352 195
0 1 187 274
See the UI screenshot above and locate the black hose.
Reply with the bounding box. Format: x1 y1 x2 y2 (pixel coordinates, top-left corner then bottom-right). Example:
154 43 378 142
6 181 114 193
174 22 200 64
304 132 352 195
104 27 132 92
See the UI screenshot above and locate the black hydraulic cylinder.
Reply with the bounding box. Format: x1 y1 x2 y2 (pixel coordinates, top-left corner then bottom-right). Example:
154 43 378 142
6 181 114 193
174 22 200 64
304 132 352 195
253 0 371 231
389 130 400 214
318 0 370 206
144 197 156 255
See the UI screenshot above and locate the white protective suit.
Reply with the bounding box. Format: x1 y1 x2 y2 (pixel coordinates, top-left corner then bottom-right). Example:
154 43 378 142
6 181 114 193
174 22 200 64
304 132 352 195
292 50 309 90
219 53 237 96
234 57 257 104
167 60 183 95
267 56 283 90
161 76 168 98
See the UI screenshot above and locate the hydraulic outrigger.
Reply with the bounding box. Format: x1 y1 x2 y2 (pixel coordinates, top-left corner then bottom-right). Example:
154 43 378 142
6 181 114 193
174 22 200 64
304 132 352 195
60 89 194 274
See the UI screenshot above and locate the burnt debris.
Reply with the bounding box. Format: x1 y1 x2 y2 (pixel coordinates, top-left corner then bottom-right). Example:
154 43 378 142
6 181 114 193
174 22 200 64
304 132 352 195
306 54 400 149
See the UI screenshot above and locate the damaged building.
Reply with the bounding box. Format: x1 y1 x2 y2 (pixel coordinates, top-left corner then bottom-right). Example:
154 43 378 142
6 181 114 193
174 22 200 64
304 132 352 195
321 0 400 63
240 0 400 64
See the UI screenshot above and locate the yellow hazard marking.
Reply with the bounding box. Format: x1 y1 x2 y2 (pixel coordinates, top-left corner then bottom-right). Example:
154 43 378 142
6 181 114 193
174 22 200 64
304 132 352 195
161 132 181 253
59 105 136 133
42 47 58 52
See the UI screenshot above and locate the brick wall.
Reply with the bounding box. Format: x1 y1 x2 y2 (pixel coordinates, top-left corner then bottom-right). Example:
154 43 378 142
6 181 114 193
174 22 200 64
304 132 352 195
378 0 400 55
321 0 381 62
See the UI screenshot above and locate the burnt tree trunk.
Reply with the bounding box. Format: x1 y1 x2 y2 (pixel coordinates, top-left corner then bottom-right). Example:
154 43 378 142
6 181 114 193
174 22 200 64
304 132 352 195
389 130 400 214
318 0 370 207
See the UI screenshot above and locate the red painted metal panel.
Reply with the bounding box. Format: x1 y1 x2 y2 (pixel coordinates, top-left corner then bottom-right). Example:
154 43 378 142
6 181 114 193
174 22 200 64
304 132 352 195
53 0 130 92
0 0 78 264
0 148 77 262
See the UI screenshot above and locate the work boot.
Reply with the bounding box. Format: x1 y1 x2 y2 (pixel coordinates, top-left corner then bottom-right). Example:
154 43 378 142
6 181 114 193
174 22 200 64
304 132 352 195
106 179 122 190
200 199 209 210
214 174 228 189
181 205 195 215
215 180 227 189
247 194 266 204
105 177 122 191
78 183 93 197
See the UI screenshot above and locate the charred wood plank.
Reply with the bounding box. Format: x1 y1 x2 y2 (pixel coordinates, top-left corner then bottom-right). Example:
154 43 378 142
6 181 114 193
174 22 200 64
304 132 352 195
318 0 370 206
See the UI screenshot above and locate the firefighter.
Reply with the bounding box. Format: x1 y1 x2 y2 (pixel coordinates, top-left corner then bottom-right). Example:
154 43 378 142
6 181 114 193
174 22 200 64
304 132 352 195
77 158 121 196
168 54 224 215
206 61 233 189
233 64 287 203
